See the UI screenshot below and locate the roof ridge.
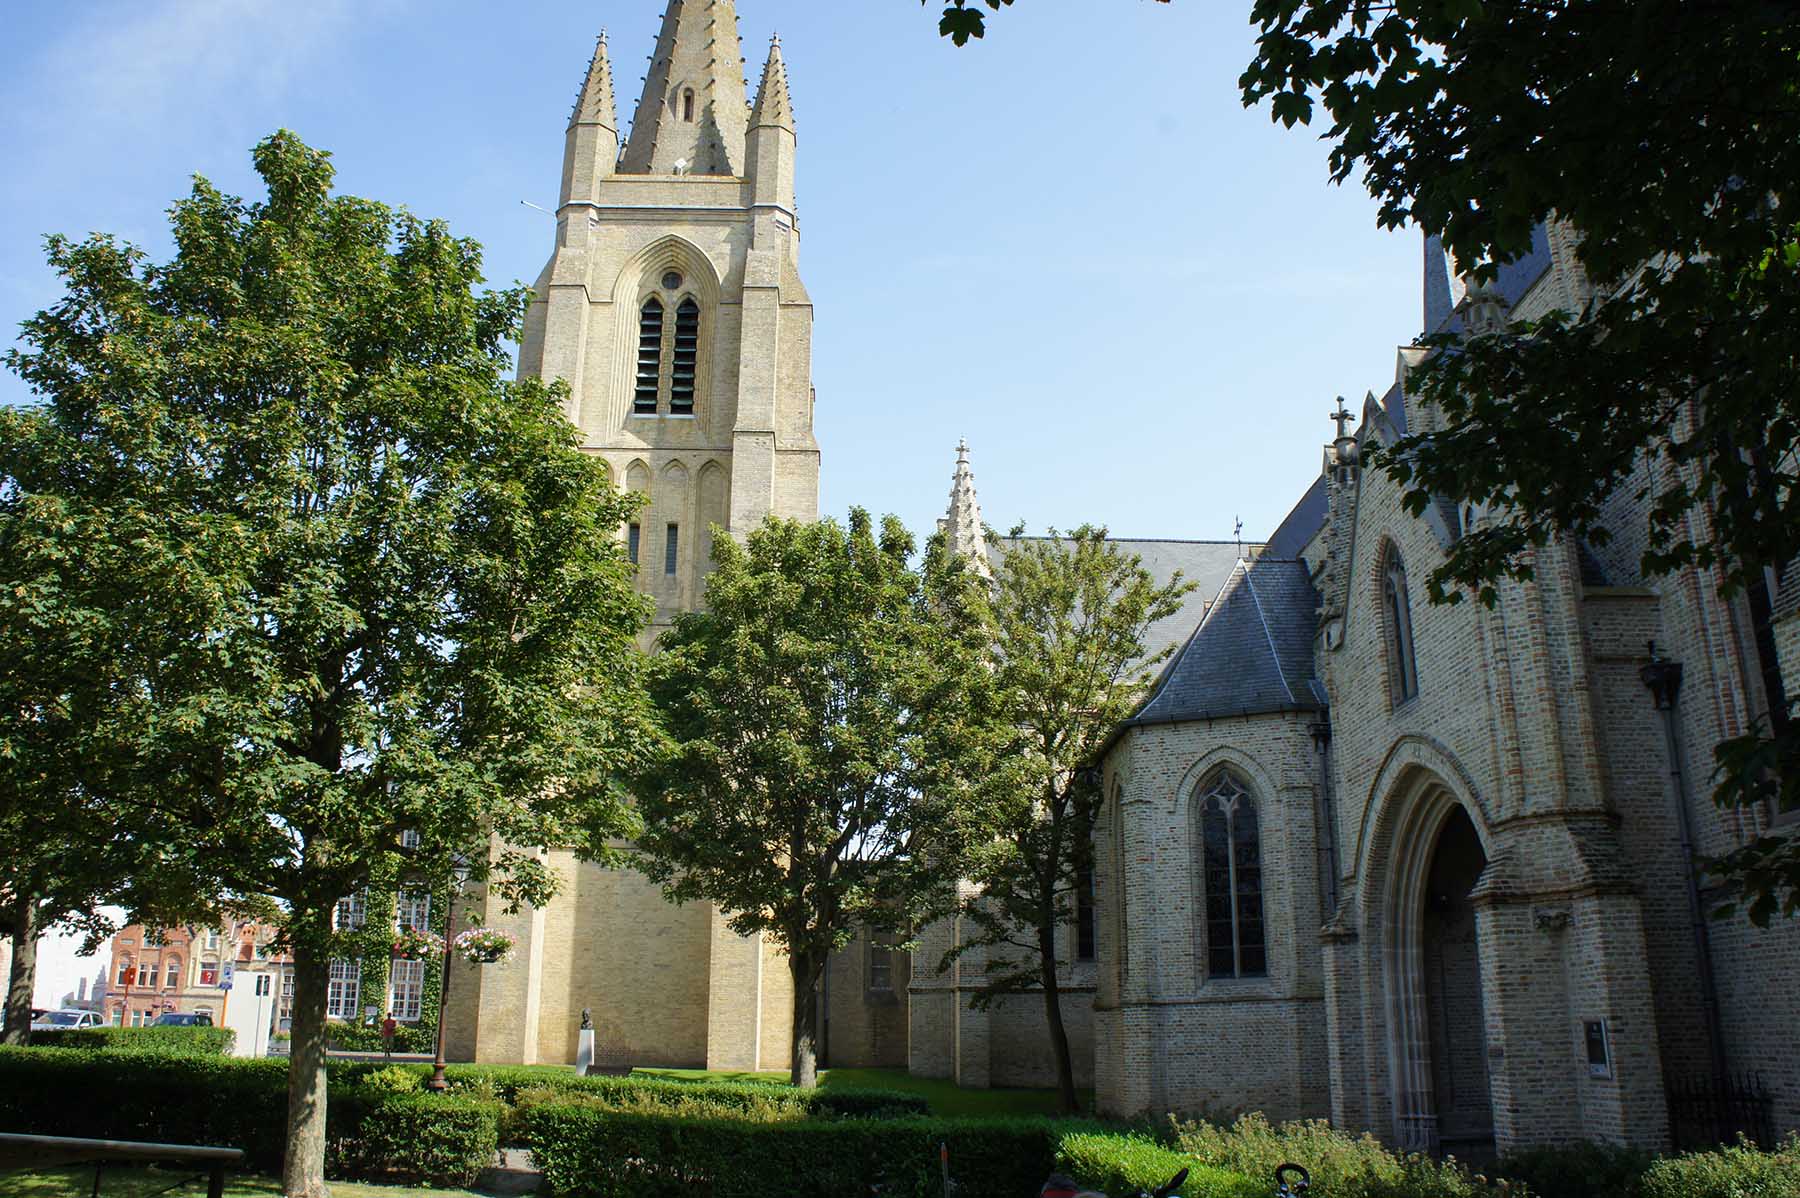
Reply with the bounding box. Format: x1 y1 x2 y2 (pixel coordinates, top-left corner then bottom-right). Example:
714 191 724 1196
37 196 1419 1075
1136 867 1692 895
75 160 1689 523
1239 559 1298 707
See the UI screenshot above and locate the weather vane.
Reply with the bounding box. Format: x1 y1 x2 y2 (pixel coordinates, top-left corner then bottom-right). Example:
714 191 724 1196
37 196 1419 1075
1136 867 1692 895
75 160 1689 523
1234 516 1244 558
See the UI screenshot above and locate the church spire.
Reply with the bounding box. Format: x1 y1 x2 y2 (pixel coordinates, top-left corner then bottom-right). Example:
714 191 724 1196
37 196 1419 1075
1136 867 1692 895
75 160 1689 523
560 30 619 207
940 439 991 578
619 0 750 177
749 34 793 131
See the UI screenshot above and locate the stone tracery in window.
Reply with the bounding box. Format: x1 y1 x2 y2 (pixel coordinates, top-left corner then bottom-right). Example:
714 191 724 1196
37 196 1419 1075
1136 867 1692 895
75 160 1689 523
1383 546 1420 705
1198 770 1267 979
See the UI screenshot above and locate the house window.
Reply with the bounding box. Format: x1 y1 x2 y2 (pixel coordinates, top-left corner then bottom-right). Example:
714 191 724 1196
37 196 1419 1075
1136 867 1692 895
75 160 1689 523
665 523 680 575
1076 860 1096 962
389 959 425 1022
400 828 421 850
335 890 367 931
395 889 431 933
681 88 695 122
164 959 181 990
117 958 134 987
1383 547 1420 704
205 931 220 951
199 960 219 987
327 960 362 1021
867 930 895 992
671 299 699 414
634 297 664 414
628 523 641 565
1198 770 1267 979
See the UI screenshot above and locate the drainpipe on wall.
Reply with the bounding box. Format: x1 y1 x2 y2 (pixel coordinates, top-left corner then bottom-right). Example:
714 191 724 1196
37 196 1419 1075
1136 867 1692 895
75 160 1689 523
1640 641 1729 1088
1309 721 1340 919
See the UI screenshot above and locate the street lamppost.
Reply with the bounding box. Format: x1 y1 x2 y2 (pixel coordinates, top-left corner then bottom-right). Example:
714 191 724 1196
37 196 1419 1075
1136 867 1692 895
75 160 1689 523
427 857 472 1092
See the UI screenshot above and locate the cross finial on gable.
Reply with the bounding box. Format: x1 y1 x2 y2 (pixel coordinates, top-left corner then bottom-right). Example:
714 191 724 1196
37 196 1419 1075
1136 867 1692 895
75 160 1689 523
1331 395 1353 441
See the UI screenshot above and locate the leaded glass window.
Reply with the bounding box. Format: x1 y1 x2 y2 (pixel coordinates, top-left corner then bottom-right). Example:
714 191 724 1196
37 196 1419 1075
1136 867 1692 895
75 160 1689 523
1384 548 1420 704
1197 771 1267 979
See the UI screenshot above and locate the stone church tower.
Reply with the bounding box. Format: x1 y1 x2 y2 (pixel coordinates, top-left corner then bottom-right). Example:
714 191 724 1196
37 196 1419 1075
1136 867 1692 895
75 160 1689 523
517 1 818 634
445 1 819 1071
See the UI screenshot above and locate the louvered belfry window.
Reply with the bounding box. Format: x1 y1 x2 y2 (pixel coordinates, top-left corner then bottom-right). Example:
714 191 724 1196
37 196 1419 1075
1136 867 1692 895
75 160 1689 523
671 299 700 414
634 297 664 414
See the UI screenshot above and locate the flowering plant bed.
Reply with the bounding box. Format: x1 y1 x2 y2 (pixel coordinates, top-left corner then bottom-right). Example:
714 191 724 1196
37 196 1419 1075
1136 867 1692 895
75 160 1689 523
390 927 443 960
454 927 516 965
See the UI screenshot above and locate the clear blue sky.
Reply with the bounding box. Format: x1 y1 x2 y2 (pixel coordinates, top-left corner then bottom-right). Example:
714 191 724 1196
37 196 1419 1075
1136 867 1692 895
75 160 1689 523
0 0 1423 558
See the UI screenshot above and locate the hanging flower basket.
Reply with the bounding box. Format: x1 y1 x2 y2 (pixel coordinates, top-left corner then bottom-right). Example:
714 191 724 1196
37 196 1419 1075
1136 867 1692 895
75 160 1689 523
454 927 516 966
391 927 443 961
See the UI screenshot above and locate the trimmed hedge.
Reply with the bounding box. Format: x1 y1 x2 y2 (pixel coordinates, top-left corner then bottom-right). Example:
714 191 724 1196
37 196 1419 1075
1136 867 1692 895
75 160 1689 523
1058 1132 1262 1198
520 1102 1115 1198
0 1048 497 1187
520 1102 1265 1198
1497 1141 1656 1198
332 1093 503 1187
30 1025 236 1056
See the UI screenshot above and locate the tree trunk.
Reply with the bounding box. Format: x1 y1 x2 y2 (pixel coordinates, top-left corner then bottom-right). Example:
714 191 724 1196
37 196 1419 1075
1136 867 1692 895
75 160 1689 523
1037 918 1079 1114
2 895 38 1046
282 923 333 1198
788 948 821 1089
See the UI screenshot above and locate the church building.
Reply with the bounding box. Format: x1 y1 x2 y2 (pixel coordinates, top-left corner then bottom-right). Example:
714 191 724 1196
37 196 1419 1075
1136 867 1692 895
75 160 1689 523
918 231 1800 1157
448 1 1800 1158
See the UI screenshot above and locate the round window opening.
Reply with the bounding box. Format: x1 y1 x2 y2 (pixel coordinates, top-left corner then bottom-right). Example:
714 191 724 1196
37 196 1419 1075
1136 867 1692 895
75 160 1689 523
661 271 684 291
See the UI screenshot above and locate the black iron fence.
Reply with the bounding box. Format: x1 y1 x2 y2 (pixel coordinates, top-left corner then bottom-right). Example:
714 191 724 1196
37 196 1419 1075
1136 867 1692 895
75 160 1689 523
1666 1072 1775 1152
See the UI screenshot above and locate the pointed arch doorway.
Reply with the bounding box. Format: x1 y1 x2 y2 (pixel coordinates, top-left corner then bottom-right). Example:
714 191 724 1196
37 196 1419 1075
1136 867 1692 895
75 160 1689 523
1384 783 1496 1159
1421 807 1495 1159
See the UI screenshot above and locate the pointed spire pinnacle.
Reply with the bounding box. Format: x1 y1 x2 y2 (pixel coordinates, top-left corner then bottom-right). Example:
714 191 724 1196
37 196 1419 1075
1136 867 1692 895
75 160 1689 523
619 0 750 176
750 32 794 131
942 438 991 577
570 30 618 132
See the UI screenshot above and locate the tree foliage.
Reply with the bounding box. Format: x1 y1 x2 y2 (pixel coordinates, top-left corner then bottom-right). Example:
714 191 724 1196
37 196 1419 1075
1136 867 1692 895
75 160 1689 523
950 526 1191 1113
1 131 655 1195
634 510 999 1088
925 0 1167 45
1241 0 1800 922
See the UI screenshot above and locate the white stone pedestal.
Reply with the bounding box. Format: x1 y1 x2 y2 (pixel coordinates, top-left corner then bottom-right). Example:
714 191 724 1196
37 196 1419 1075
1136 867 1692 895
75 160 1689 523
574 1028 595 1076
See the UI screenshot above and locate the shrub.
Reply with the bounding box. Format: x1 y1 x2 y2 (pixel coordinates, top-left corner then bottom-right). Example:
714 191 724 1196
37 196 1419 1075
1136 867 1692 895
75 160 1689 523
1057 1132 1262 1198
30 1025 236 1056
1639 1136 1800 1198
325 1020 436 1053
359 1064 423 1095
331 1093 502 1187
0 1047 484 1184
1174 1112 1503 1198
1497 1141 1654 1198
440 1065 929 1126
520 1102 1124 1198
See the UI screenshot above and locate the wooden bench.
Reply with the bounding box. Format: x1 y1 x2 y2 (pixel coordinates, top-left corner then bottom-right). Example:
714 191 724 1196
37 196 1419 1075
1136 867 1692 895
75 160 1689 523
0 1131 245 1197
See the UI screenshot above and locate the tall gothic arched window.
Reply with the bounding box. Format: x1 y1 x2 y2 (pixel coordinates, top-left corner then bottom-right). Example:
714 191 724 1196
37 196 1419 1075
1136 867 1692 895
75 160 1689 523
1198 770 1266 979
634 297 664 414
1383 546 1420 705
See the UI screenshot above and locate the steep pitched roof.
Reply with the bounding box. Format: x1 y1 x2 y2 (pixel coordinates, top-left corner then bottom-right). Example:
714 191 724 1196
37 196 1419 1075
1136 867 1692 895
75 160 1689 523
1127 557 1321 727
1265 475 1328 561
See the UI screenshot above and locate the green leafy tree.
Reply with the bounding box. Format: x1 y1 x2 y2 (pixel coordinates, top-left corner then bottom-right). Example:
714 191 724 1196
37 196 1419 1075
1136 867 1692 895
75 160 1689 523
2 131 654 1197
1239 0 1800 922
950 527 1191 1113
635 510 997 1088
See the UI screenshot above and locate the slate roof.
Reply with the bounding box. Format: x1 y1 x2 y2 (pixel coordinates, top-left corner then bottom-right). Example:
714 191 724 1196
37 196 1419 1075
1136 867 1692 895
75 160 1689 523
1265 475 1328 561
1424 224 1555 337
1126 556 1321 728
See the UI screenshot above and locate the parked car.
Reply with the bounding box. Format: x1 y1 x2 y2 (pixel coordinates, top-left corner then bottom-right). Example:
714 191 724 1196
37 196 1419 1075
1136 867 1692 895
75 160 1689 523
31 1009 103 1031
150 1012 213 1027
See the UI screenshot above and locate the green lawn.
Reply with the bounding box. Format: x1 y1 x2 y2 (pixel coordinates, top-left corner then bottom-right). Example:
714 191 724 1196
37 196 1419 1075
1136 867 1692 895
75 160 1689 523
633 1064 1089 1118
0 1166 489 1198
